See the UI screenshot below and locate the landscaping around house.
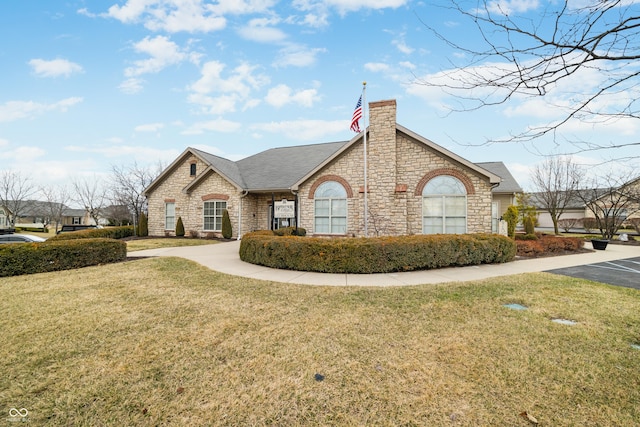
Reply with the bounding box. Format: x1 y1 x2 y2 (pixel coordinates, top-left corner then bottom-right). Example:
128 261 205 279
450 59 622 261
240 232 516 273
1 258 639 425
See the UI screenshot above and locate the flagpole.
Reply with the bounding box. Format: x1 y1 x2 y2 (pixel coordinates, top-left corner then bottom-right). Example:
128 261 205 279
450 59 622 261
362 81 368 237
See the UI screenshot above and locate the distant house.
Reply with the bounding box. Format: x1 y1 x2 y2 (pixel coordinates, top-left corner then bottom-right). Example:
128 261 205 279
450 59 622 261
0 200 100 231
144 99 523 238
530 183 640 229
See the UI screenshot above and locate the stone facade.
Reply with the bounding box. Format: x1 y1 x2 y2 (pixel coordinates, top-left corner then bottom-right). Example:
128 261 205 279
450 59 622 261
145 99 505 238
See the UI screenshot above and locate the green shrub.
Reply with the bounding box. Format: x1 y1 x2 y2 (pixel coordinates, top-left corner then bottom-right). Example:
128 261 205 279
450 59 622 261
273 226 307 236
503 205 519 239
515 233 538 241
49 226 134 241
138 212 148 237
0 238 127 277
222 209 232 239
523 215 535 235
239 233 516 274
176 217 185 237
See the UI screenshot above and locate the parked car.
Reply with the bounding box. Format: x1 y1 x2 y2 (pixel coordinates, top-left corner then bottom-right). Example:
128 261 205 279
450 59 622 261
0 234 47 244
56 225 98 234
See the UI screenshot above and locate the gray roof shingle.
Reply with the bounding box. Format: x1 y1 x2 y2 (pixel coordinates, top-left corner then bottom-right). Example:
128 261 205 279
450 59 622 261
475 162 523 193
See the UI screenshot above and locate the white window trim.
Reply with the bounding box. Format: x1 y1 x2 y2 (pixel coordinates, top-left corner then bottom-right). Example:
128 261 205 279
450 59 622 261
165 202 176 231
203 200 227 232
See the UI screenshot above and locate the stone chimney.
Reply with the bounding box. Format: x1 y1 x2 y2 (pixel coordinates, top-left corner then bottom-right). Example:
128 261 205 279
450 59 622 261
367 99 397 191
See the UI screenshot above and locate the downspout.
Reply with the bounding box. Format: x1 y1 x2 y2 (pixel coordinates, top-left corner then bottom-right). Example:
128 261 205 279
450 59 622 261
238 190 249 240
291 189 299 234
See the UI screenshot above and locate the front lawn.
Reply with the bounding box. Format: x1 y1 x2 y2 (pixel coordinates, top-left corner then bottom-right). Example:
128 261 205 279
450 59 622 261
1 258 639 425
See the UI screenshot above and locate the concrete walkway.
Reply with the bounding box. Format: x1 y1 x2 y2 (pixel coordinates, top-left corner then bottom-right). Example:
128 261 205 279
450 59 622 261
128 240 640 287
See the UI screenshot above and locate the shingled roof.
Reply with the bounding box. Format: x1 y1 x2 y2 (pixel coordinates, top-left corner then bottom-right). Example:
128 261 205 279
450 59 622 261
475 162 523 194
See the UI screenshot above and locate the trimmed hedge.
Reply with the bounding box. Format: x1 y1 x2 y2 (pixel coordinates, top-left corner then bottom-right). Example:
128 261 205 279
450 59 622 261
0 238 127 277
240 232 516 274
48 226 135 241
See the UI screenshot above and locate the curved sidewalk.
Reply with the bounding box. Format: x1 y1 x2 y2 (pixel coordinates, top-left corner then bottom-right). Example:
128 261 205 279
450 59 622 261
128 240 640 287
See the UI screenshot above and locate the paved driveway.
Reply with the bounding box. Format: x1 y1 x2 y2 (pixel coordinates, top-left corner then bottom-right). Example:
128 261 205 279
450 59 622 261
546 257 640 290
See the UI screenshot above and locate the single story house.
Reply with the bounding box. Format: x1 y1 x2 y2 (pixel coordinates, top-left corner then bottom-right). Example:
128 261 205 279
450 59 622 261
144 99 522 238
0 200 103 231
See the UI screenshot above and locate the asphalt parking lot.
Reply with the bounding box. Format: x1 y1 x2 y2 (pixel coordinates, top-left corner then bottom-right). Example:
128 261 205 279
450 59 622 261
546 257 640 290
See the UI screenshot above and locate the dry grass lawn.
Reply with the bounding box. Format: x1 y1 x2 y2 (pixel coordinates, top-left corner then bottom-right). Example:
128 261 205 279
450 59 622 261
1 257 639 426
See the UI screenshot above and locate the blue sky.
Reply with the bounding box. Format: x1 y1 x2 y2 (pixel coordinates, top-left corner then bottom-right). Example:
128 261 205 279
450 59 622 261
1 0 638 194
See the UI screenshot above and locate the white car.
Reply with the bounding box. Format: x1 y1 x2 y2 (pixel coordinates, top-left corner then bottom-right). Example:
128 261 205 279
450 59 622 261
0 234 47 244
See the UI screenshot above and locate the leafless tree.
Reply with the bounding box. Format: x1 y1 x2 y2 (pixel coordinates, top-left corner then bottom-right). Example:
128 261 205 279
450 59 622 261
419 0 640 159
0 171 37 227
576 172 640 240
40 184 72 233
530 157 584 235
73 177 108 226
108 162 160 229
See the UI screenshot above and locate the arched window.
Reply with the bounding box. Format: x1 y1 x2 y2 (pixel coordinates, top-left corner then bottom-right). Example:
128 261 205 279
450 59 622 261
314 181 347 234
422 175 467 234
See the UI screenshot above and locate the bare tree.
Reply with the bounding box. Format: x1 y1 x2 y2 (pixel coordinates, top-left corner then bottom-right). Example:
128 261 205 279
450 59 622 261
0 171 37 227
419 0 640 158
73 177 108 226
40 184 72 233
109 162 160 229
531 157 584 235
576 172 640 240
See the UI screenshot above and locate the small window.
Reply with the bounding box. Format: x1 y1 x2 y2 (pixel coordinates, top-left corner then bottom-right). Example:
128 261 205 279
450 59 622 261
165 202 176 230
190 163 196 176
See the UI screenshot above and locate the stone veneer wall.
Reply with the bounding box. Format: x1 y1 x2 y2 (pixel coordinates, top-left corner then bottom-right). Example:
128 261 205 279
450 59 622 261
147 154 241 238
297 100 494 236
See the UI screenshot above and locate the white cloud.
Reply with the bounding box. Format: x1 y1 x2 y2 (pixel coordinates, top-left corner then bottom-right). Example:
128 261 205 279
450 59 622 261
187 61 269 113
182 117 242 134
106 0 226 33
364 62 390 72
392 37 413 55
0 138 8 148
187 93 240 114
119 78 145 94
399 61 415 70
265 84 320 107
29 59 84 78
135 122 165 132
273 44 326 68
124 35 201 77
486 0 540 15
237 17 287 43
0 97 83 123
251 119 347 140
293 0 407 15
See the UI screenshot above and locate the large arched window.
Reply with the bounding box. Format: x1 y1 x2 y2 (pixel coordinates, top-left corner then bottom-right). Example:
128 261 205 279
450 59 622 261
422 175 467 234
314 181 347 234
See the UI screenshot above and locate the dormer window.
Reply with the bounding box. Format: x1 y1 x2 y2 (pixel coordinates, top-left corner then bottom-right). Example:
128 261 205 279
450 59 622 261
190 163 196 176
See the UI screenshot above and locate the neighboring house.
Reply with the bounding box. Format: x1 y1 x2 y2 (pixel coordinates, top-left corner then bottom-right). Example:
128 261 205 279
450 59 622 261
0 200 99 230
0 206 9 230
530 185 640 229
144 99 523 238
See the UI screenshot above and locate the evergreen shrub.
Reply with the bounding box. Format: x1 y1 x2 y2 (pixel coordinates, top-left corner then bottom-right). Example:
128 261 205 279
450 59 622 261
0 238 126 277
138 212 148 237
49 226 134 241
239 232 515 274
222 209 232 239
176 217 185 237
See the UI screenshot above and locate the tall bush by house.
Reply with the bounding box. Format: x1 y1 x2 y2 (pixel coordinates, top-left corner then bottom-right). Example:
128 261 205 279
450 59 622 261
523 215 536 236
137 212 148 237
503 205 519 239
176 216 185 237
221 209 232 239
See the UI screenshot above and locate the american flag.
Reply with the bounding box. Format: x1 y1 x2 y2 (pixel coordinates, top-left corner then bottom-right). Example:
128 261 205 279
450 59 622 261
350 95 362 133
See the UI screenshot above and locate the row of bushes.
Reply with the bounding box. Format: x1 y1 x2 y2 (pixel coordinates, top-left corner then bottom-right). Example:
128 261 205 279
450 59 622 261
515 235 584 257
0 238 127 277
49 226 135 241
240 232 516 274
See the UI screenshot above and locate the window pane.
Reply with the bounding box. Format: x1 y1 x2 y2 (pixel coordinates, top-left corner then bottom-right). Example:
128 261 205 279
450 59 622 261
445 196 466 215
331 199 346 216
315 200 330 216
423 197 443 216
316 181 347 198
315 217 330 233
423 176 466 195
445 217 466 234
423 217 443 234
